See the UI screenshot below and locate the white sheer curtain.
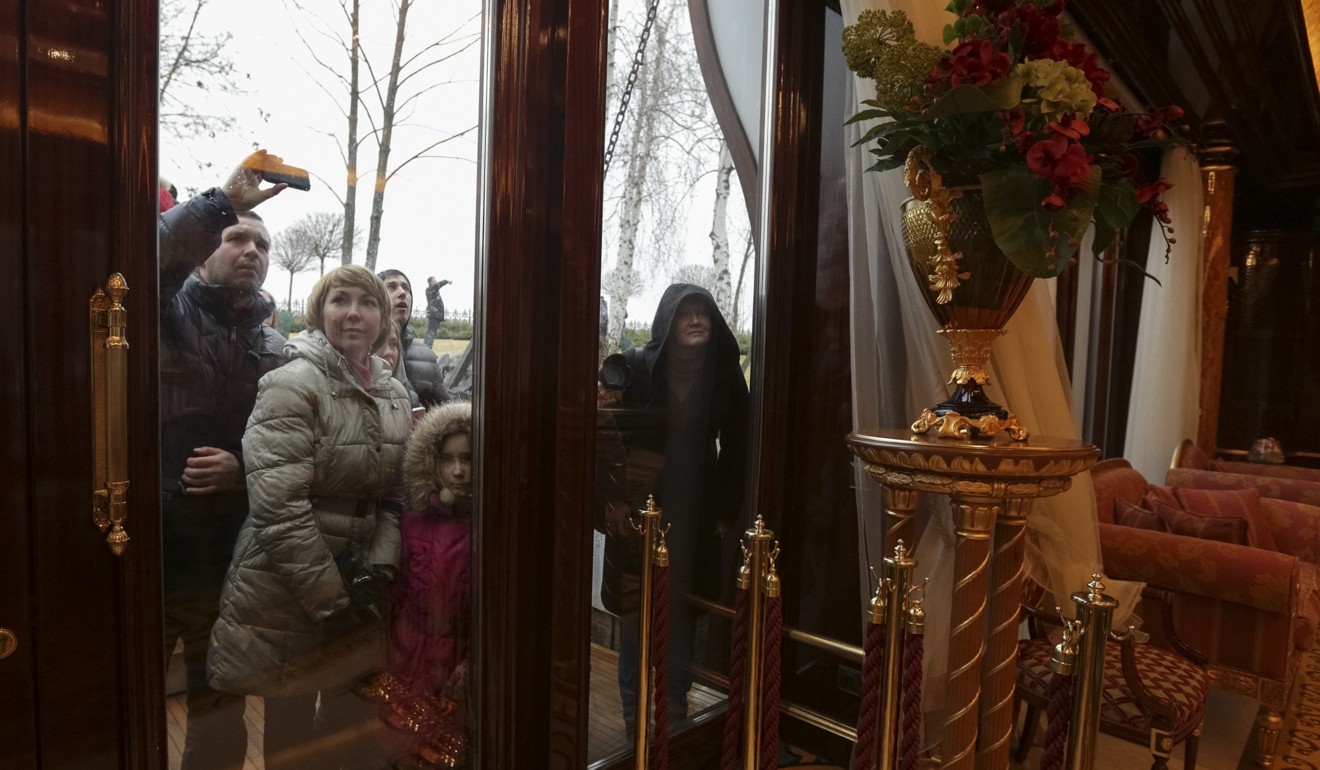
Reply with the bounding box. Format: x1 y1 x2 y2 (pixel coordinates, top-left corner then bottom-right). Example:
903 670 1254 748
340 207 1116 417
841 0 1146 742
1122 149 1204 482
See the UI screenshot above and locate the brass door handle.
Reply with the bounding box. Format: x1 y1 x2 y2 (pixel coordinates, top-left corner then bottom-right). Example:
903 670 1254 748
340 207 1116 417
0 629 15 660
89 274 130 555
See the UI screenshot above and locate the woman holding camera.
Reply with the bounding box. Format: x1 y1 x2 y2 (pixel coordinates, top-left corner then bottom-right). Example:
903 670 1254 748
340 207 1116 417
208 264 412 769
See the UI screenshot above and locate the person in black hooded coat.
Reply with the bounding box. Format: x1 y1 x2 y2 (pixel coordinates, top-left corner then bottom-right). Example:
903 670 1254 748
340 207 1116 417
597 283 749 734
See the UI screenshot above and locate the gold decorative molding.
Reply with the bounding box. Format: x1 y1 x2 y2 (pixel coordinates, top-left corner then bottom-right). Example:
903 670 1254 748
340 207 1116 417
904 146 969 303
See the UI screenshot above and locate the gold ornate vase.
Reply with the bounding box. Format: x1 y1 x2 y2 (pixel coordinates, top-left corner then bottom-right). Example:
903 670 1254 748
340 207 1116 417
900 149 1031 440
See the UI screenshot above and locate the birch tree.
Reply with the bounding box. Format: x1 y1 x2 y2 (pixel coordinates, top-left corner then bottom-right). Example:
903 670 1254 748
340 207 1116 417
286 0 480 268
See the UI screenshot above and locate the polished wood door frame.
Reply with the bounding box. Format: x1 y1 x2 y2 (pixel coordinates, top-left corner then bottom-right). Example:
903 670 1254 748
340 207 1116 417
0 0 37 762
5 0 164 766
474 0 607 765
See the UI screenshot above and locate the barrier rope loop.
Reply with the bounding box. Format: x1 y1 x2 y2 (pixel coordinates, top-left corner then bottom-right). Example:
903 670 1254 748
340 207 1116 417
851 568 888 770
1042 614 1082 770
650 526 671 770
899 583 927 770
759 545 782 770
721 542 753 770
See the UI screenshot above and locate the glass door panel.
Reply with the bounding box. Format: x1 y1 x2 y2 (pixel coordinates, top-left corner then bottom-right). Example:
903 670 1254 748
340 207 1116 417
158 1 484 766
589 0 763 760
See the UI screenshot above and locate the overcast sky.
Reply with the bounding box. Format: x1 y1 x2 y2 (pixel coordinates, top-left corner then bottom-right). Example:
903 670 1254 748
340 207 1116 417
161 0 756 328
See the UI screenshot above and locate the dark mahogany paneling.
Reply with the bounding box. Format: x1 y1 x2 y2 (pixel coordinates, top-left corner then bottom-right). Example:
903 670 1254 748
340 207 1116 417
474 0 605 765
0 0 37 760
753 3 858 761
24 0 125 766
112 0 165 766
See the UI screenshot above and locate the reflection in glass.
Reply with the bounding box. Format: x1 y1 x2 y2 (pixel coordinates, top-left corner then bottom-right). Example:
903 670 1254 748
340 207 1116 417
159 1 482 767
591 0 759 759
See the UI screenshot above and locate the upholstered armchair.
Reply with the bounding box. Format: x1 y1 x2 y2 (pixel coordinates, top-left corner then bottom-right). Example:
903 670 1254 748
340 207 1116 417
1092 458 1320 767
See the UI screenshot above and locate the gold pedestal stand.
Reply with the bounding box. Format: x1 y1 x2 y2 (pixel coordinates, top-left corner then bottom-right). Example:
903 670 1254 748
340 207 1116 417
846 429 1098 770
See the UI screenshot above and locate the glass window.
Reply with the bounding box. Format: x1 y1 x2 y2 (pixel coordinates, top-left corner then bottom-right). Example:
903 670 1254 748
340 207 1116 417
590 0 760 759
158 1 483 767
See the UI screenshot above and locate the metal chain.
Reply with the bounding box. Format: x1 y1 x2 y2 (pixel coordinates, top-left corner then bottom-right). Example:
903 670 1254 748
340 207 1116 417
602 0 661 179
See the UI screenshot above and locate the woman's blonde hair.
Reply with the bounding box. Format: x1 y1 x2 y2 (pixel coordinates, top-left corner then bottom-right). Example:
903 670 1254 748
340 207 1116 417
306 264 392 350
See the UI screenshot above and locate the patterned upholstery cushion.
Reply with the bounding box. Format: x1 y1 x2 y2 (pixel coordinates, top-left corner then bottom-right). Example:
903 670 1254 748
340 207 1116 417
1017 637 1210 739
1172 486 1275 551
1152 500 1251 546
1142 485 1180 509
1113 498 1167 532
1166 467 1320 508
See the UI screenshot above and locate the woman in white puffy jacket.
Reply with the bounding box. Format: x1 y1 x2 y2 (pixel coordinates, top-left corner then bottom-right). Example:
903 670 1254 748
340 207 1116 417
209 264 412 770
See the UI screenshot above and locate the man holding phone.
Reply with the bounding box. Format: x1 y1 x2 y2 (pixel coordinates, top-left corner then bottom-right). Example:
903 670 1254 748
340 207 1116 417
158 150 293 770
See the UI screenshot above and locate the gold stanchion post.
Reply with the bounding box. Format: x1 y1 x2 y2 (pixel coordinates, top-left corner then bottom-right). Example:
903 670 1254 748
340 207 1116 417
742 516 774 770
633 496 664 769
1064 575 1117 770
877 541 916 770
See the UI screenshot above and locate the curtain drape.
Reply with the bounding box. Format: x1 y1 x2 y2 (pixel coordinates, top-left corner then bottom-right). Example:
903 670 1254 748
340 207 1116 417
1122 149 1205 482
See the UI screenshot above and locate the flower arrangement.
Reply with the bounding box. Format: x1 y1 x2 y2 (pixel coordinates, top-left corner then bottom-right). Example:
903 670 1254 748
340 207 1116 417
843 0 1185 278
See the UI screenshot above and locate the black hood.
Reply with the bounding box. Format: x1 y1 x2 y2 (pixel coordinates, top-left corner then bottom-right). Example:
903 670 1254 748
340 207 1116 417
640 283 740 378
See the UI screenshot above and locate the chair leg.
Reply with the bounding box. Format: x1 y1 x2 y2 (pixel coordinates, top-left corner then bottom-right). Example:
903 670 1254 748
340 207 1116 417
1013 702 1041 764
1183 722 1202 770
1255 706 1284 768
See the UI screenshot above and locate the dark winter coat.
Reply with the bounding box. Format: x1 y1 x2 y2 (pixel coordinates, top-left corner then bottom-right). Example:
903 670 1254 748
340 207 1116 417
401 323 447 407
597 284 749 614
207 330 411 697
158 190 285 487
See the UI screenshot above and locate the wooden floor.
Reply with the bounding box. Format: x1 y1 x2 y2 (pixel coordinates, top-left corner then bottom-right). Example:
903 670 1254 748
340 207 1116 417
166 642 1263 769
166 644 722 769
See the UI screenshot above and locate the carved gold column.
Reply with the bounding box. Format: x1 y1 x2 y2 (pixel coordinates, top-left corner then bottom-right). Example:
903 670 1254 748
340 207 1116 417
1197 123 1238 456
882 487 919 556
944 499 997 770
846 430 1097 770
975 498 1032 770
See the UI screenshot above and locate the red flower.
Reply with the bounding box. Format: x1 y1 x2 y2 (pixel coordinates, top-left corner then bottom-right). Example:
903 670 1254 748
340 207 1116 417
1044 114 1090 141
1115 152 1140 181
932 40 1011 88
1026 135 1094 202
1047 40 1111 97
1137 106 1185 137
999 4 1062 58
1135 179 1173 223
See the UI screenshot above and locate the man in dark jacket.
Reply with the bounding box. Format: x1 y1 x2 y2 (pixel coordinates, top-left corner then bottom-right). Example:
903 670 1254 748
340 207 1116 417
422 276 451 347
596 283 749 737
378 268 448 406
159 152 287 770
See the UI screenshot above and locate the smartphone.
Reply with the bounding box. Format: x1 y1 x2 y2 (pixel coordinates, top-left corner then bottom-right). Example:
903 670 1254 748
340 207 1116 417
245 154 312 191
260 160 312 191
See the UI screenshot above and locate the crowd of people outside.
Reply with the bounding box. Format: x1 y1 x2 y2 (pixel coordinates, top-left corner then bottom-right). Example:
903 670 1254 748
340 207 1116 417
159 152 750 768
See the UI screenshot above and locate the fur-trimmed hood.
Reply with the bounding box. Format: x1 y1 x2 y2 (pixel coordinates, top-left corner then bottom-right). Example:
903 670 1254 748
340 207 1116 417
404 401 473 510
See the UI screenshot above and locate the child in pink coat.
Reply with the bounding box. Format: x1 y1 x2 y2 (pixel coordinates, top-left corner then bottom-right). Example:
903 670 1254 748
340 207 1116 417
372 401 472 763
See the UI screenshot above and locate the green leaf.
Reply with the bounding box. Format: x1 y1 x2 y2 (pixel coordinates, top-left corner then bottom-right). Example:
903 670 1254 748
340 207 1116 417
922 76 1023 118
1090 179 1140 257
980 165 1102 278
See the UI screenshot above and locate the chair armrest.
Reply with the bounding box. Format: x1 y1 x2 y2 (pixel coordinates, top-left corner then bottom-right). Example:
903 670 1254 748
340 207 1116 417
1135 586 1208 666
1098 523 1298 614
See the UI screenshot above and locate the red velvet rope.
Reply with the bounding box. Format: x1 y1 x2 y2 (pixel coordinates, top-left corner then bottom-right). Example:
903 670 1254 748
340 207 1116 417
759 595 782 770
850 620 885 770
899 632 924 770
721 587 749 770
1041 672 1073 770
650 561 670 770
